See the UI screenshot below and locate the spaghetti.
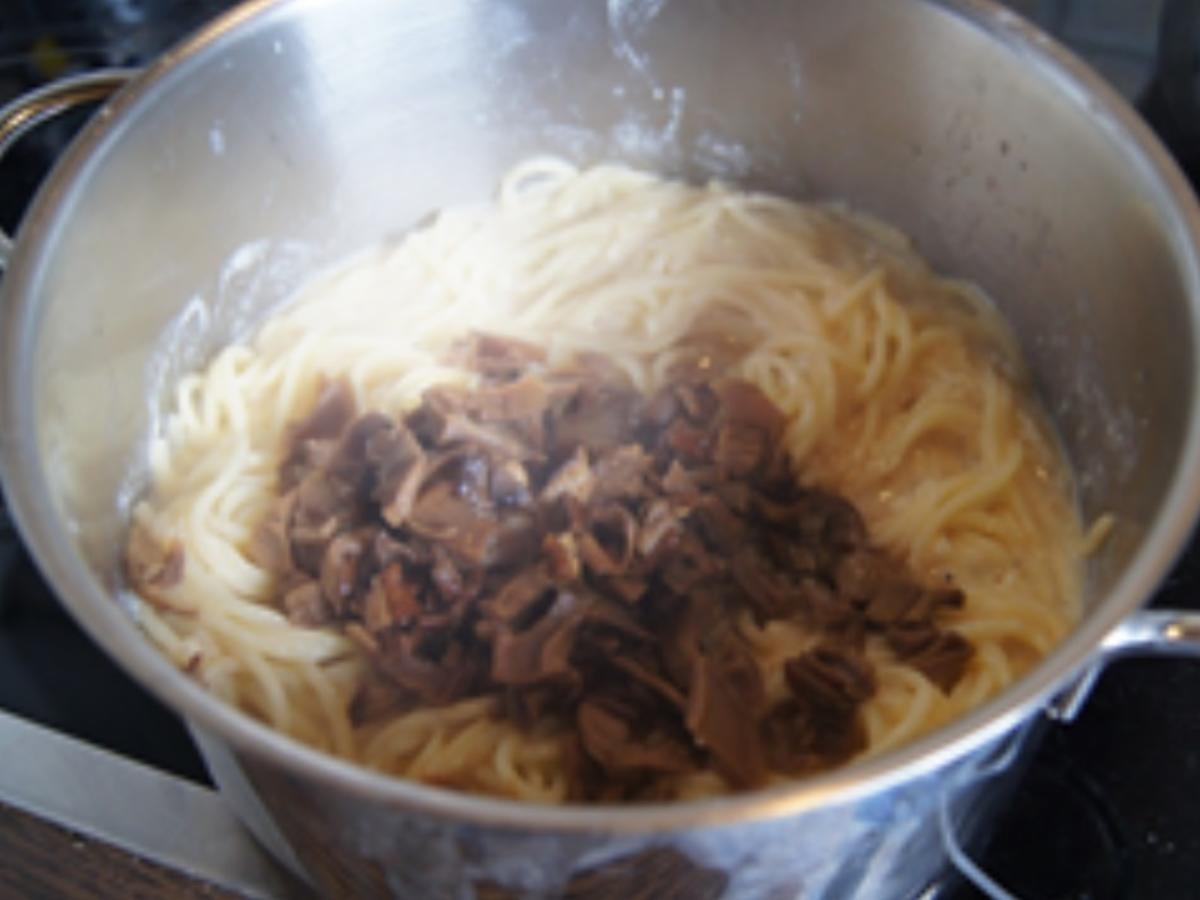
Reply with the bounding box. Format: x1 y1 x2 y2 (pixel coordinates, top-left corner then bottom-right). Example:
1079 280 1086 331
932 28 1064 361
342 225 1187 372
125 160 1085 802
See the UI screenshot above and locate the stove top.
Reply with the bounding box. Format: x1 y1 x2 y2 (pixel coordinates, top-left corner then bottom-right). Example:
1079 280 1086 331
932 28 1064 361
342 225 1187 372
1 3 1199 899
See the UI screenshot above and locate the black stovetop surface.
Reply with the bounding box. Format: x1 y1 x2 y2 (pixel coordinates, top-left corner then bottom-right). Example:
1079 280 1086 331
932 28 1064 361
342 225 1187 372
2 3 1200 899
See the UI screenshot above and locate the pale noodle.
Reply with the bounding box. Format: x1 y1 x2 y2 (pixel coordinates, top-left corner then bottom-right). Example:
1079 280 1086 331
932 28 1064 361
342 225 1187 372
127 160 1085 801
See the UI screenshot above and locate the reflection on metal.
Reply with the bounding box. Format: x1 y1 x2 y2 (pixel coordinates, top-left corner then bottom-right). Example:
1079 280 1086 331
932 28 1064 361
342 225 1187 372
1102 608 1200 657
0 708 292 899
0 68 132 269
938 727 1032 900
4 0 1200 895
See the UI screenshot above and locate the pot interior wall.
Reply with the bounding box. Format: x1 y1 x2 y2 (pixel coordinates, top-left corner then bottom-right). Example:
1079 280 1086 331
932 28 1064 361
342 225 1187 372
18 0 1196 633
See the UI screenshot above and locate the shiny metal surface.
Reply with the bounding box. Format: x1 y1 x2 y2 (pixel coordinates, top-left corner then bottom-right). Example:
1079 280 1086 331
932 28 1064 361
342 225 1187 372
3 0 1200 896
938 725 1032 900
0 708 294 899
1049 608 1200 722
1102 608 1200 657
0 69 134 269
210 731 1011 899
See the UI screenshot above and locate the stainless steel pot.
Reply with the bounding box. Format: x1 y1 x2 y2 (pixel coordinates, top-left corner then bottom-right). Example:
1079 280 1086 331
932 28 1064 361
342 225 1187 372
3 1 1200 897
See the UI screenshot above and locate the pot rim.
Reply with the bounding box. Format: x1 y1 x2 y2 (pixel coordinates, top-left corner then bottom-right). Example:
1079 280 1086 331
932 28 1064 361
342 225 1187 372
3 0 1200 834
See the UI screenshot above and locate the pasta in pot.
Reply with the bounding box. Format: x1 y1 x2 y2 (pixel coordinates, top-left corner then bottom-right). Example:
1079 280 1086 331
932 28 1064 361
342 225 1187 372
124 159 1087 802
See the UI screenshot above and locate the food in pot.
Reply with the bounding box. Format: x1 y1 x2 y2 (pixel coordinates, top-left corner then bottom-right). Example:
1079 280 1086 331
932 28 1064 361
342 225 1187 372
240 356 973 799
123 160 1087 802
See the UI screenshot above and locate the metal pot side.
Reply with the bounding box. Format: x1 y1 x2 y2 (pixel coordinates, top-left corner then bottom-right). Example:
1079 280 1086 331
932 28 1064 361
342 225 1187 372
4 0 1200 897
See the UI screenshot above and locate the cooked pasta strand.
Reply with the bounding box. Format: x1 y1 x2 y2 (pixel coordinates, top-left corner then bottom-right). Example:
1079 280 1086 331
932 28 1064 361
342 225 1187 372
128 161 1085 802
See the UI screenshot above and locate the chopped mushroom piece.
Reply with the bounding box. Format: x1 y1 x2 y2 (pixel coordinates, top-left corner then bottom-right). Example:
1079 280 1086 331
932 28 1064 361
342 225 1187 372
280 379 356 489
452 332 547 381
319 531 368 613
472 374 552 421
577 699 696 777
541 446 595 504
281 580 332 626
887 624 974 692
491 459 533 507
591 444 652 503
491 589 591 685
713 423 766 477
225 338 975 799
125 523 186 593
249 494 296 573
543 532 582 582
552 383 640 455
368 425 427 528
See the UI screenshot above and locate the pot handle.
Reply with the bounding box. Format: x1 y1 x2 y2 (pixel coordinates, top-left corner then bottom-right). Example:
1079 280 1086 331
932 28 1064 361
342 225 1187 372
1100 607 1200 656
938 727 1029 900
942 607 1200 899
0 69 136 270
1049 608 1200 722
